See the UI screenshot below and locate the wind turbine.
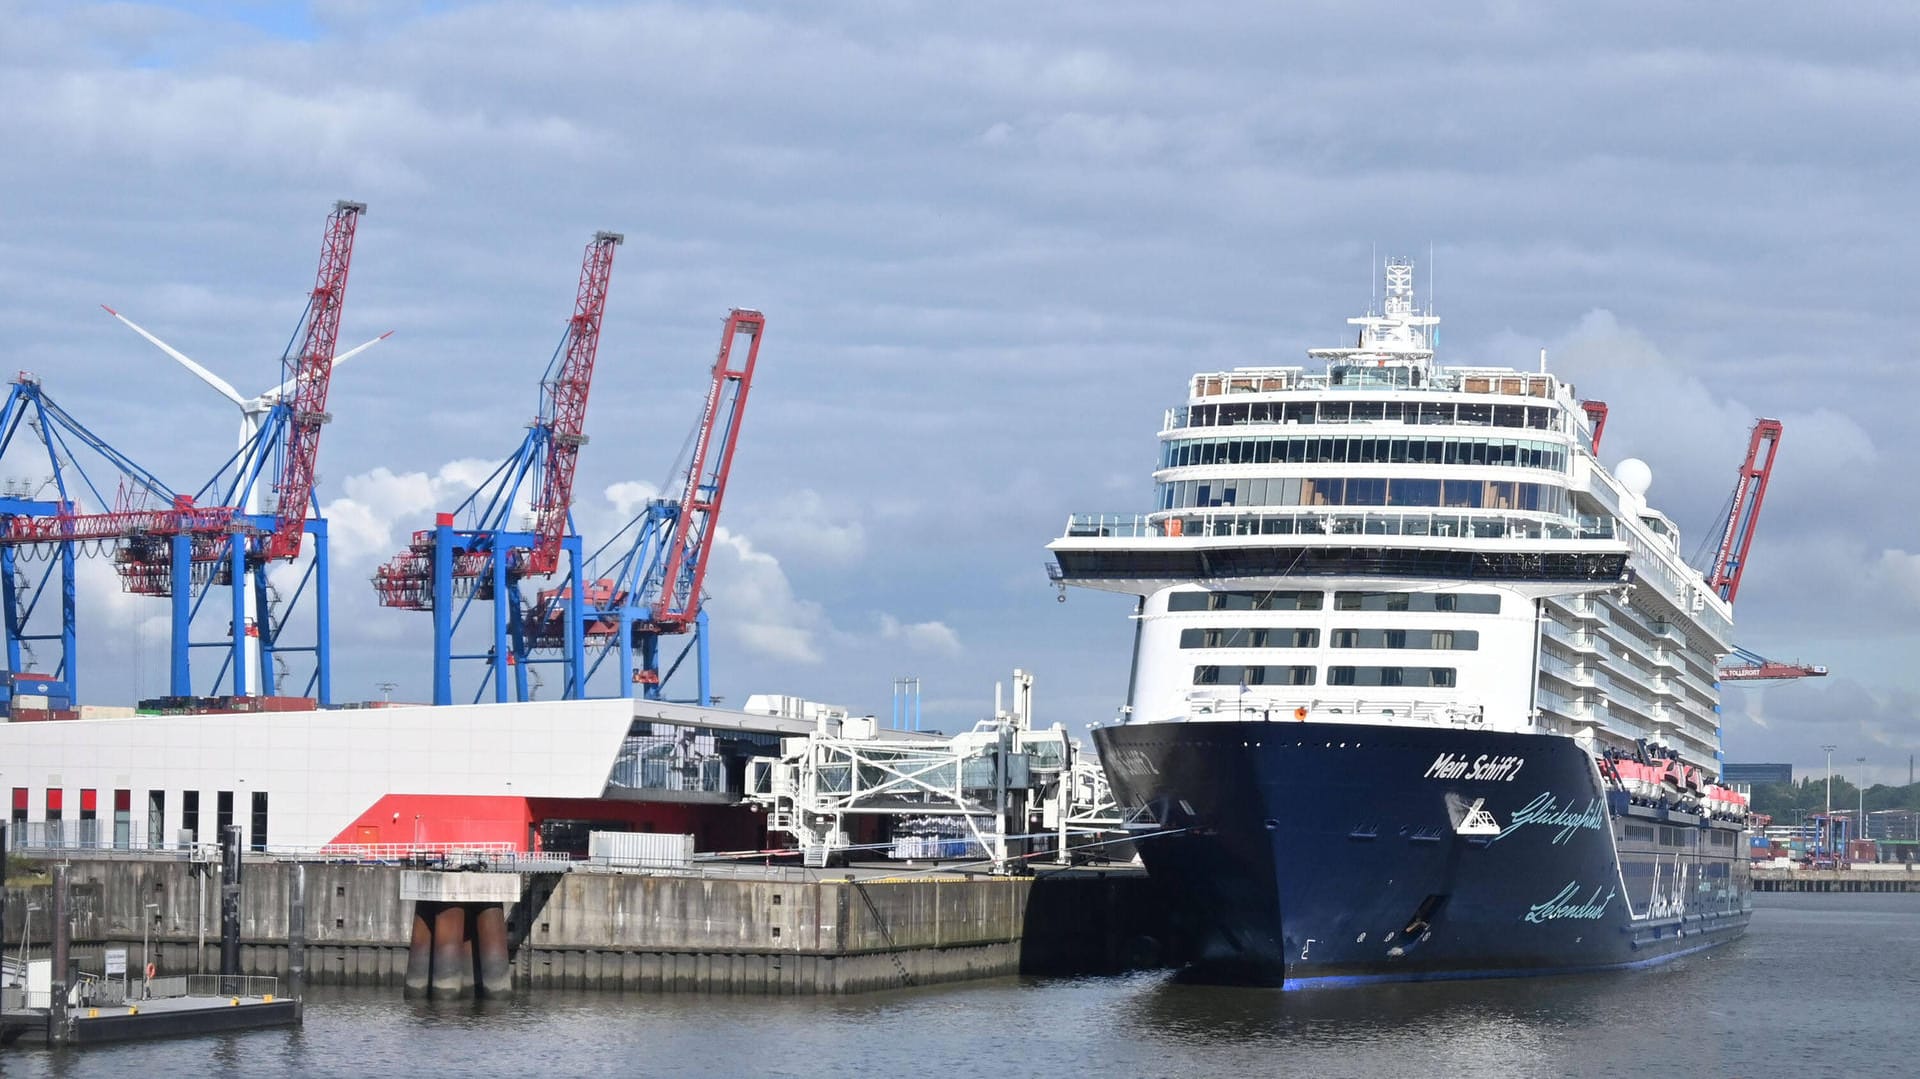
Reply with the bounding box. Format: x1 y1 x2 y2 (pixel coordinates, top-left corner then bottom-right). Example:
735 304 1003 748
101 304 391 692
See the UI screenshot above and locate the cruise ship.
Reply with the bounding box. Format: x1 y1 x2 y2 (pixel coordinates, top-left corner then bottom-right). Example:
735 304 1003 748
1048 258 1754 986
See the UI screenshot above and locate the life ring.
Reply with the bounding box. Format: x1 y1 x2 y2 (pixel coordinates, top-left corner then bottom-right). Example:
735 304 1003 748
145 962 156 981
1293 707 1308 721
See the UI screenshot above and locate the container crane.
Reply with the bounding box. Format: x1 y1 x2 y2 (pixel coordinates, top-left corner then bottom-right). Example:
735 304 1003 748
371 231 621 706
100 294 387 701
0 375 181 710
1703 418 1782 604
1717 647 1828 682
527 309 765 704
0 200 367 705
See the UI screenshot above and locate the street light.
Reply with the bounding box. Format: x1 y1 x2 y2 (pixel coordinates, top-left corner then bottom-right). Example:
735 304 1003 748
1822 745 1837 855
1858 756 1868 851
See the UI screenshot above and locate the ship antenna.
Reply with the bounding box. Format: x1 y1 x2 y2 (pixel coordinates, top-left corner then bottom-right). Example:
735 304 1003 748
1427 241 1434 317
1370 242 1377 314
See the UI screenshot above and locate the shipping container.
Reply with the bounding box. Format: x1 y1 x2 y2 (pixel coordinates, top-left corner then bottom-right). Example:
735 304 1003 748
587 830 695 869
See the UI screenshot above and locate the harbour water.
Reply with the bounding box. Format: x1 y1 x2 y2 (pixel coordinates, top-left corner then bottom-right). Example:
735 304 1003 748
5 894 1916 1078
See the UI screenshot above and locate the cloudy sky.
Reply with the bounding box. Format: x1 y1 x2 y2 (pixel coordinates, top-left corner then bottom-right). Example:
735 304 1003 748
2 1 1916 782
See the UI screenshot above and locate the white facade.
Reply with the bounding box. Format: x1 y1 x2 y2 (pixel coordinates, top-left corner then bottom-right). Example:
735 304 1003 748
1051 258 1734 774
0 698 636 850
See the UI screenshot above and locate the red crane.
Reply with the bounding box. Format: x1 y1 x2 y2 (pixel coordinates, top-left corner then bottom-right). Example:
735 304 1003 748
1718 647 1828 681
1581 401 1609 453
268 200 367 559
526 232 621 577
2 201 364 577
649 309 766 634
1705 418 1783 604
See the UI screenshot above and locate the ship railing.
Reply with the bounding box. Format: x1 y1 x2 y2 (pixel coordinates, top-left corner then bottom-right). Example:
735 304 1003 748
1184 693 1478 727
1061 508 1617 543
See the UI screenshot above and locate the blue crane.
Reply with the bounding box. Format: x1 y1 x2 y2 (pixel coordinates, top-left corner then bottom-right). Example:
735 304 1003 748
371 232 621 706
525 309 766 705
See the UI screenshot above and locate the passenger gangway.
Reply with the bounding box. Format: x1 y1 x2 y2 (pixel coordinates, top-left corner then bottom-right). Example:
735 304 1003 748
744 670 1120 873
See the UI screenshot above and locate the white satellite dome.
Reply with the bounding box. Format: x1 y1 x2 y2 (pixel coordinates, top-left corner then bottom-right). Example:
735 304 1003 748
1615 457 1653 501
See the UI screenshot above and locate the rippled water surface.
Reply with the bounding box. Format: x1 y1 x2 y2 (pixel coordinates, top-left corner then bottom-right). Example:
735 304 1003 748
4 893 1917 1078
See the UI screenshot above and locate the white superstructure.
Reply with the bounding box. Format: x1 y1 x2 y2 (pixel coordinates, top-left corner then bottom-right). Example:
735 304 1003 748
1050 257 1733 775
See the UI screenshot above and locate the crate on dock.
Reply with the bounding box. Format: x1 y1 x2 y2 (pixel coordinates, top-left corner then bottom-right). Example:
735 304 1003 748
588 830 695 870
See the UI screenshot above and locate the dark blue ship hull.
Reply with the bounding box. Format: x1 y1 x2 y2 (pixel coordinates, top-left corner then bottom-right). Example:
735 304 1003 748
1095 720 1750 987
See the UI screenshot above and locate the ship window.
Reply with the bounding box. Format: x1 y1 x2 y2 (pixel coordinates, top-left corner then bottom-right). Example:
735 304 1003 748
1193 665 1317 686
12 787 27 827
1180 627 1319 649
1326 666 1458 688
1330 629 1478 650
1348 478 1388 506
1168 590 1324 612
182 791 200 842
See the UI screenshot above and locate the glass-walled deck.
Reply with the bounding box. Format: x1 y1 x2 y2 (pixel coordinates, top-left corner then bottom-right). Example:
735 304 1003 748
1158 476 1571 515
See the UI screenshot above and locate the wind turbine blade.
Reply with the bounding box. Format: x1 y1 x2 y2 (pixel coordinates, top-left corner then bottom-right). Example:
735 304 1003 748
329 330 393 369
101 304 246 408
261 330 393 402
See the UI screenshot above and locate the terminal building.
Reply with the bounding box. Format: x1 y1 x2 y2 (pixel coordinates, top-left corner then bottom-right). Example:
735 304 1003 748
1722 762 1794 786
0 697 840 855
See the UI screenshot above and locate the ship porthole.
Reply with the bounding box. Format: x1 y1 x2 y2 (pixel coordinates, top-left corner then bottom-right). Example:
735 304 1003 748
1263 819 1281 831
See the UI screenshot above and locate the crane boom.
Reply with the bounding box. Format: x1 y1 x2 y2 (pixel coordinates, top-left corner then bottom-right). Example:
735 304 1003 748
652 310 765 628
1705 418 1782 604
1581 400 1608 454
527 231 622 576
269 200 366 560
1718 646 1827 681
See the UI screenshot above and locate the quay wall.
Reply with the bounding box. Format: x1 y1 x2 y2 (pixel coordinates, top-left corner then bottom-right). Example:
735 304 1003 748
1752 866 1920 893
3 859 1164 994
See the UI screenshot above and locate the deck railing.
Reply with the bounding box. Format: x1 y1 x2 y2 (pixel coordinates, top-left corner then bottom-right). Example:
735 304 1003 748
1062 508 1617 543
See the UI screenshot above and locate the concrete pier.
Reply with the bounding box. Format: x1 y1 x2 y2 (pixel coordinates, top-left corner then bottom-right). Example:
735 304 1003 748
429 904 469 999
1753 866 1920 892
404 907 433 997
474 904 512 997
4 858 1174 996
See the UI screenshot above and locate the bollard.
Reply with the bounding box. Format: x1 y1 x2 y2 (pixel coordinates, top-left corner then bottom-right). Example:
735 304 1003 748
404 903 434 998
50 863 70 1044
219 825 243 994
430 903 471 999
288 863 308 1000
473 904 512 998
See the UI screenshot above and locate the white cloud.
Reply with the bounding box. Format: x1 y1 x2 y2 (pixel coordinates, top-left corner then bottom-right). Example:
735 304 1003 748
878 613 963 658
705 527 828 664
1875 550 1920 609
729 488 864 567
318 458 504 568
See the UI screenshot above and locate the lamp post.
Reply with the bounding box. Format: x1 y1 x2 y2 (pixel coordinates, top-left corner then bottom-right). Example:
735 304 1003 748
1822 744 1837 855
1858 757 1868 853
142 901 159 998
